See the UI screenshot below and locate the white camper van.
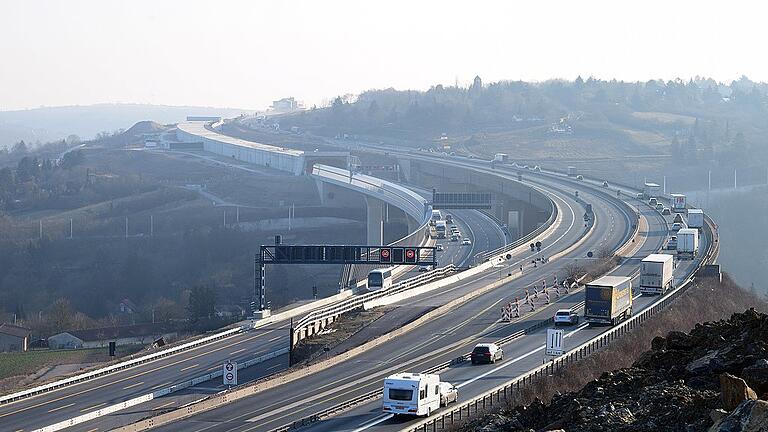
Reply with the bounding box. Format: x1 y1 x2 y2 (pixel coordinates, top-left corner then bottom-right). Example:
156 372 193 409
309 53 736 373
382 373 457 417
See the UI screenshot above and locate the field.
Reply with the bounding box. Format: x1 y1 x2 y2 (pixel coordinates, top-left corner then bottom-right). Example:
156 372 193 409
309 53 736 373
631 111 697 125
0 346 141 381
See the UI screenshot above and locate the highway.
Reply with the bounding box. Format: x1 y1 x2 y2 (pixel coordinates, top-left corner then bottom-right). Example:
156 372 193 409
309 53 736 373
3 132 673 432
0 166 504 431
143 161 642 432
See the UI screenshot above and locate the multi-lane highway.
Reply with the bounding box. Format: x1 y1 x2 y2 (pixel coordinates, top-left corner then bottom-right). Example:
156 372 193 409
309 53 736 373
1 128 697 432
141 157 645 432
0 156 505 432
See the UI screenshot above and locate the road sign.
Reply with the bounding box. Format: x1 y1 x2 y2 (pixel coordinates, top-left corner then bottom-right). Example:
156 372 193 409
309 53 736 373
546 329 564 356
432 192 493 209
223 360 238 386
404 248 417 263
380 248 391 263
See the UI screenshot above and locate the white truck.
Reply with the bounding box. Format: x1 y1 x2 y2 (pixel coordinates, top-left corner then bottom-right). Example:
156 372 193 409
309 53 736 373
584 276 633 325
434 220 447 239
670 193 687 213
640 253 674 295
687 209 704 230
493 153 509 163
676 228 699 259
382 373 458 417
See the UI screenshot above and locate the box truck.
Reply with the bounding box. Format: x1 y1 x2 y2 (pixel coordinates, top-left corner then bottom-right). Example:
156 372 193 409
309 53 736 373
584 276 633 325
493 153 509 163
670 194 687 212
383 373 458 416
687 209 704 230
640 254 675 295
676 228 699 259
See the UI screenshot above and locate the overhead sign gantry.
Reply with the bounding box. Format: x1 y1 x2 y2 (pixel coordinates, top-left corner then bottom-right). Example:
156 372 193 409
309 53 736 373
253 242 436 314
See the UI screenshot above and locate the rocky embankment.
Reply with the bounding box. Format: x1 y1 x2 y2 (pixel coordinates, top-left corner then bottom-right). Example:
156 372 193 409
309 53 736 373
468 309 768 432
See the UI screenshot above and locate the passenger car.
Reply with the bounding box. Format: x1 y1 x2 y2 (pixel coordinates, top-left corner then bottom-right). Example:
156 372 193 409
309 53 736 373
554 308 579 325
471 343 503 364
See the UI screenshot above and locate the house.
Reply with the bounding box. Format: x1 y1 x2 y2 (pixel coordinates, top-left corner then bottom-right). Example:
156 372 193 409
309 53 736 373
0 323 32 352
117 298 137 315
47 323 179 349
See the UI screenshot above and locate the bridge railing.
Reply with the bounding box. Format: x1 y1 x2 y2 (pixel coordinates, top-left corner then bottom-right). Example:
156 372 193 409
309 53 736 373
293 264 458 332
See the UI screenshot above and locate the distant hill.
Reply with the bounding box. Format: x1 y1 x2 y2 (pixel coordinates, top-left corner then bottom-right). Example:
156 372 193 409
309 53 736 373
0 104 253 149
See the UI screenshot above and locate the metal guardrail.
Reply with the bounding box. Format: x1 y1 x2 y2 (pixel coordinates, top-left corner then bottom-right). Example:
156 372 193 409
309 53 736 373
33 347 289 432
272 300 586 432
481 192 558 262
0 326 244 405
294 265 458 331
402 216 719 432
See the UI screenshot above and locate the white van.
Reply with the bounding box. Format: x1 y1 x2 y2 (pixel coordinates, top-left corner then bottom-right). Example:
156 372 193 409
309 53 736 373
367 268 393 291
382 373 457 417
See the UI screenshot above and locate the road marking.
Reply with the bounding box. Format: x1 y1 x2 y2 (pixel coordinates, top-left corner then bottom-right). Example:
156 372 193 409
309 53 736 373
80 402 106 412
153 381 173 389
352 414 393 432
0 330 275 418
266 365 282 370
230 348 247 355
155 401 176 410
180 363 199 372
458 323 588 389
47 402 75 413
122 381 145 390
269 336 281 342
86 429 99 432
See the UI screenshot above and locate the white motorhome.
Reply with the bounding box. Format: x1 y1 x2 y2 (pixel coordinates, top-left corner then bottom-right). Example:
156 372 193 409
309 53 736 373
382 373 457 417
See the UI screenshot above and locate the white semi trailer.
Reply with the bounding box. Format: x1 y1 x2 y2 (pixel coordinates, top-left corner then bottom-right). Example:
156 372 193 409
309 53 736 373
640 253 675 295
687 209 704 230
676 228 699 259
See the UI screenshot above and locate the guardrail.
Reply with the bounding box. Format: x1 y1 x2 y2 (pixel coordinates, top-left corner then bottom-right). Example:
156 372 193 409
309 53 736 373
481 191 558 262
401 216 719 432
271 301 586 432
293 265 458 333
32 347 289 432
0 326 244 405
312 164 429 223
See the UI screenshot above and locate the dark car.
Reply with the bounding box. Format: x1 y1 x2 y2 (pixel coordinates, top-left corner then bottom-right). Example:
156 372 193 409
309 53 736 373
470 343 503 364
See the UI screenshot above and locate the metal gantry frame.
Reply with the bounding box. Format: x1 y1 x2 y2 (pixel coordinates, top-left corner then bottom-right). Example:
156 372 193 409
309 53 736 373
254 244 437 312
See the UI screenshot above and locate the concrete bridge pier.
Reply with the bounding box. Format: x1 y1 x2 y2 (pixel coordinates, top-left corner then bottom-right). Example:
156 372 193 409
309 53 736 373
366 197 385 245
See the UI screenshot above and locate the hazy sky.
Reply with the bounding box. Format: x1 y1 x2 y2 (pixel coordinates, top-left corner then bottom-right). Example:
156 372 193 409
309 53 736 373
2 0 767 111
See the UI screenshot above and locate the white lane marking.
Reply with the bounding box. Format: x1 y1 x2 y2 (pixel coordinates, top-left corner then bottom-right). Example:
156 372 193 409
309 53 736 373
351 414 393 432
457 323 589 389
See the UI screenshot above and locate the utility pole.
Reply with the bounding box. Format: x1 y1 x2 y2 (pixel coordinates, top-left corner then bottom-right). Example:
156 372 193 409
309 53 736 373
223 209 227 227
70 218 73 239
150 215 154 237
39 220 42 240
236 206 240 223
734 168 737 190
125 217 128 238
663 176 666 195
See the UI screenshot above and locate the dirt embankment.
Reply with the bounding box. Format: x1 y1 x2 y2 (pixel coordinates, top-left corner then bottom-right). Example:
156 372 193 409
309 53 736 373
460 275 768 432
